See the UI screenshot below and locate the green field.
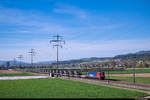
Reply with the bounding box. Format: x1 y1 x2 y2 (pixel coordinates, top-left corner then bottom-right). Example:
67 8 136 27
82 68 150 75
106 76 150 85
0 78 148 98
0 72 40 77
106 68 150 74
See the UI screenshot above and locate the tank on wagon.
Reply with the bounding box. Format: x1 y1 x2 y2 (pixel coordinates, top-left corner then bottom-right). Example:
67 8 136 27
87 72 105 80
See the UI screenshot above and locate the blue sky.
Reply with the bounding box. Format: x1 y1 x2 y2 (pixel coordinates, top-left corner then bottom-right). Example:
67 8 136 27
0 0 150 62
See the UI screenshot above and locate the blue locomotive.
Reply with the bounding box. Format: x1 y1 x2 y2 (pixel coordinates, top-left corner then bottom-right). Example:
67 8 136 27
87 72 105 80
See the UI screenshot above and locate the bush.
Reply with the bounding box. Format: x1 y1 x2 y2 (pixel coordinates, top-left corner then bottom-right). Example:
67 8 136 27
136 62 149 68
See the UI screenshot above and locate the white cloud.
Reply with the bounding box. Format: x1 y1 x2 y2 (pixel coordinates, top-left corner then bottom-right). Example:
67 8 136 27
53 3 87 19
0 5 121 37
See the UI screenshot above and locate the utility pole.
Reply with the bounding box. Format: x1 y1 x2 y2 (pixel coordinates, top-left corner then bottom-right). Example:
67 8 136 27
50 34 65 69
17 55 23 68
107 63 110 84
6 61 10 70
28 49 36 66
132 63 136 84
13 58 16 68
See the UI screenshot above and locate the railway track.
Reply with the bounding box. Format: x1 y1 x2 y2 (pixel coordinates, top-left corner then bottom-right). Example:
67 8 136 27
26 70 150 91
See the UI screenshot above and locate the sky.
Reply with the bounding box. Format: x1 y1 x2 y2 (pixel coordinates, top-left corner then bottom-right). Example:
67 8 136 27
0 0 150 63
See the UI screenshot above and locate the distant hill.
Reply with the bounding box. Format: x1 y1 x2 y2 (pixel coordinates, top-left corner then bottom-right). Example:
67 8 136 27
114 50 150 61
0 61 28 66
52 57 112 65
35 61 56 65
0 60 55 66
57 50 150 64
0 61 5 65
136 51 150 55
1 50 150 66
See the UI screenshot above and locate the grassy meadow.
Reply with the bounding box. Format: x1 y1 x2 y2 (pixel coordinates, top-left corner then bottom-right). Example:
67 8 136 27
105 68 150 74
0 78 148 98
105 76 150 85
82 68 150 75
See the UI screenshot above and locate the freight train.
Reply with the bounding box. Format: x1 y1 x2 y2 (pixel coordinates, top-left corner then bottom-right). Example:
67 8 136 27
24 68 105 80
49 70 105 80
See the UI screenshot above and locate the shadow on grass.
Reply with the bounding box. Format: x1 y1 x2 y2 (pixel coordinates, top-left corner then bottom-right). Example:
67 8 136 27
106 79 120 81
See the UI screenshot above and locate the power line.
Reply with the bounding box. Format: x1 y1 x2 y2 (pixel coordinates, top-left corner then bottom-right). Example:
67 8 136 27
49 34 65 69
28 48 36 66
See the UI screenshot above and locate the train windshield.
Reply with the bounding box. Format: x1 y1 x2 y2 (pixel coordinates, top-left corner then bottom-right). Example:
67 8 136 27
99 72 104 75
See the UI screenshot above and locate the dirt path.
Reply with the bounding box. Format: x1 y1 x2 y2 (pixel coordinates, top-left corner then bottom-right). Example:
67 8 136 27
110 73 150 77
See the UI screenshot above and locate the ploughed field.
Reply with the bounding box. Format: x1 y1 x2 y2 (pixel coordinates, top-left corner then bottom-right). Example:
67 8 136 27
0 70 22 74
0 70 40 76
0 78 148 98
